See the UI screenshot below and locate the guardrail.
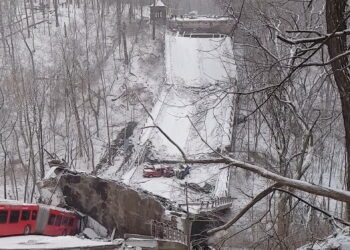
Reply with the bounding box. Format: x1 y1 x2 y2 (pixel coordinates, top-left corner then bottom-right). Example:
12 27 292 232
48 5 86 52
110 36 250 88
151 220 187 245
199 196 234 210
179 196 234 212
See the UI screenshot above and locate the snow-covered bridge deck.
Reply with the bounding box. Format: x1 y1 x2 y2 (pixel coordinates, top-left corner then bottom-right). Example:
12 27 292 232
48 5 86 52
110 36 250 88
122 33 235 210
144 33 234 159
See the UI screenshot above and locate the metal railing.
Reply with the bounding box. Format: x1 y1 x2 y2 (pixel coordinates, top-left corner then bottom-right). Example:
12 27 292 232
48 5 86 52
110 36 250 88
151 220 187 245
199 196 234 210
178 196 234 212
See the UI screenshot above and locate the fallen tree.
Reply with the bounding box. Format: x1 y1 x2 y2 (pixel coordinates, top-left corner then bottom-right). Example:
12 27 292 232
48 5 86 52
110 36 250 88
159 155 350 204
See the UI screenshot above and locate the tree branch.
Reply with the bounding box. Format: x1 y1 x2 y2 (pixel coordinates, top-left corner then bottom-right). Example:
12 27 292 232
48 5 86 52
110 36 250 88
278 29 350 45
142 125 188 161
156 156 350 204
207 183 282 235
300 50 350 67
208 185 350 236
274 188 350 227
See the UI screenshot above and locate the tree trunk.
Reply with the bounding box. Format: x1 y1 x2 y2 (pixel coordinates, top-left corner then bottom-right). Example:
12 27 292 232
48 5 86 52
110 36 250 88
152 0 156 40
230 95 241 152
54 0 59 27
1 139 7 200
0 2 7 56
117 0 122 46
24 0 31 38
277 193 290 244
325 0 350 219
29 0 36 28
122 22 128 65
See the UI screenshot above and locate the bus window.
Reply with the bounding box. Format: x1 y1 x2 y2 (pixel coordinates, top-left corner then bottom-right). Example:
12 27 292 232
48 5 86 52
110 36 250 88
68 218 74 226
21 210 30 221
55 215 62 226
62 216 69 226
32 210 37 220
0 211 8 224
9 210 20 223
48 214 56 225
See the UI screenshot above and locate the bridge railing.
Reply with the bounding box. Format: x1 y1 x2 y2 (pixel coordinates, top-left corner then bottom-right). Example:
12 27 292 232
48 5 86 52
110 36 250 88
178 196 234 212
151 220 187 245
199 196 234 210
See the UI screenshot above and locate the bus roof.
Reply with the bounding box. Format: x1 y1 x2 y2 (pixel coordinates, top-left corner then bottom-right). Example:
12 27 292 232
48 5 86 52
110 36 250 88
0 199 76 214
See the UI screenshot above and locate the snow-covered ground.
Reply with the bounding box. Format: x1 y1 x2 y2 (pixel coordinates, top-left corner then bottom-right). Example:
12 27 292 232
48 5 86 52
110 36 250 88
298 228 350 250
0 235 121 249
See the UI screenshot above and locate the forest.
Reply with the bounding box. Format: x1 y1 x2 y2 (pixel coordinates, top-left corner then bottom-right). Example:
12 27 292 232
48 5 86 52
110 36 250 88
0 0 350 249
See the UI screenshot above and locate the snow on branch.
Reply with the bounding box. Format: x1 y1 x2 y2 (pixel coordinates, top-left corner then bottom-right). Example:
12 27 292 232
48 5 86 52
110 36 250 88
168 156 350 205
300 50 350 67
277 29 350 45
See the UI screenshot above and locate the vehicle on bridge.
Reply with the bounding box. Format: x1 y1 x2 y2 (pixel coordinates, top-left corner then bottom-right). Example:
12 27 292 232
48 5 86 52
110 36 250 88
143 165 174 178
0 200 79 237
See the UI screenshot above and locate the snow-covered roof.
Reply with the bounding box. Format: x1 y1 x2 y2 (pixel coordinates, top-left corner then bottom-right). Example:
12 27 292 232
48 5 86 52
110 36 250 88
0 199 76 214
0 199 38 207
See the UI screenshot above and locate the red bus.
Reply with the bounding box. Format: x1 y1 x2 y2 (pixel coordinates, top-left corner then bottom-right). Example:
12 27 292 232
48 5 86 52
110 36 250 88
0 200 79 237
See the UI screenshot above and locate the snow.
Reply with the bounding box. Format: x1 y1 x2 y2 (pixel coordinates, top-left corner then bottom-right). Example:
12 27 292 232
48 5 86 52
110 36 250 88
298 229 350 250
170 17 233 22
121 166 137 185
0 235 119 249
131 164 225 213
214 167 230 197
118 33 236 211
83 228 100 239
155 0 165 7
85 216 108 238
126 238 158 248
147 34 234 158
0 199 74 214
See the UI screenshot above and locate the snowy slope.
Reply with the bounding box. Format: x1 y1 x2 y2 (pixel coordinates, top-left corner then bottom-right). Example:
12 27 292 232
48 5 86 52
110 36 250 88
298 228 350 250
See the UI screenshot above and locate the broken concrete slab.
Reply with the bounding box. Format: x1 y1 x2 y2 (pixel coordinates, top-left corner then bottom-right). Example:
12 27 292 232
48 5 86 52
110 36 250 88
59 173 170 238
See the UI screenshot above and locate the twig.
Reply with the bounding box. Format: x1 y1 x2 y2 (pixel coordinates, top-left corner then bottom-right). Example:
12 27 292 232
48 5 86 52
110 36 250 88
142 125 187 161
274 188 350 227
